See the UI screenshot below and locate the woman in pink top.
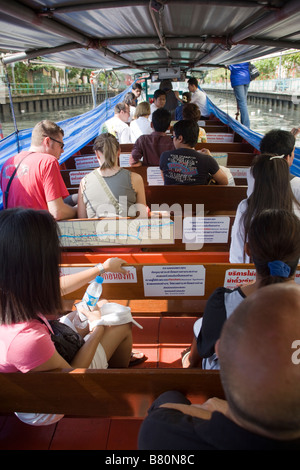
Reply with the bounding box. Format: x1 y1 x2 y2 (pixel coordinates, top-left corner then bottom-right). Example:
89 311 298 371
0 208 133 425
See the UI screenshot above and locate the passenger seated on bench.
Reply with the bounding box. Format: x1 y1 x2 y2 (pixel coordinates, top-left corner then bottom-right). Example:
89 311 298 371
182 102 207 143
0 208 134 426
230 153 300 263
77 133 147 218
129 101 152 143
0 120 77 221
99 102 131 143
123 92 137 122
175 91 191 121
247 129 300 202
149 89 167 120
138 282 300 450
183 209 300 370
160 120 228 185
129 109 174 167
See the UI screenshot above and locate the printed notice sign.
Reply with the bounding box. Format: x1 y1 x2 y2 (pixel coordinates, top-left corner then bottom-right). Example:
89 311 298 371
147 166 164 185
183 217 230 243
224 268 256 288
60 266 137 283
75 155 98 169
143 265 206 297
229 167 249 179
119 153 131 167
69 170 89 185
295 270 300 284
207 133 234 143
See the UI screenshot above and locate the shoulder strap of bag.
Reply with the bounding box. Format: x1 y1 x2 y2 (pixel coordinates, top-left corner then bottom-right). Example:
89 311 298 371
4 151 34 209
92 169 121 213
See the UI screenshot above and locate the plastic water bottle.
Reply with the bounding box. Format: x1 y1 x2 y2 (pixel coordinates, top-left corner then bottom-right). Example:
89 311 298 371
83 276 104 310
78 276 104 322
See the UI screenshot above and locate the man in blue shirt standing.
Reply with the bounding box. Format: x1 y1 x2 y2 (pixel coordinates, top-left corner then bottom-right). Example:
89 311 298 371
229 63 251 128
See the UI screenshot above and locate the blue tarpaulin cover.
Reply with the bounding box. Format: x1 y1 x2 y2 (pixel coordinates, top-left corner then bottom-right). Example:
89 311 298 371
0 84 299 210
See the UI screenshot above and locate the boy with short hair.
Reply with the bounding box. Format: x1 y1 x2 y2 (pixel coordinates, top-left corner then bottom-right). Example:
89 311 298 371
150 90 167 118
160 120 228 185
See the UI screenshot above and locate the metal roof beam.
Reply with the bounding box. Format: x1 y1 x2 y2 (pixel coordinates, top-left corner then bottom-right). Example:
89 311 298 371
40 0 274 15
0 0 145 70
194 0 300 65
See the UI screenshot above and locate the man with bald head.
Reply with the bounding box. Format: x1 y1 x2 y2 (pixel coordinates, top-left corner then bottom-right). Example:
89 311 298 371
138 283 300 450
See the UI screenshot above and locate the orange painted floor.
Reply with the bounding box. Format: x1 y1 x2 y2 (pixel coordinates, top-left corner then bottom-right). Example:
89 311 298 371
0 316 196 450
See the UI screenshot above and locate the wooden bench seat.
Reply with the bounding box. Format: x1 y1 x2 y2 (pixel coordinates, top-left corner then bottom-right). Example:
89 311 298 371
57 215 236 253
60 262 258 315
0 369 223 418
61 164 250 189
145 185 246 213
62 151 255 171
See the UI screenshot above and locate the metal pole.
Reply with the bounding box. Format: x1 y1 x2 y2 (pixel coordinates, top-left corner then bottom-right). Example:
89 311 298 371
4 64 20 152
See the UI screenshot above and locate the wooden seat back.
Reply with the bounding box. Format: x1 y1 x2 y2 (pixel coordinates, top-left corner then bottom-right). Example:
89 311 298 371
0 369 223 417
57 215 235 252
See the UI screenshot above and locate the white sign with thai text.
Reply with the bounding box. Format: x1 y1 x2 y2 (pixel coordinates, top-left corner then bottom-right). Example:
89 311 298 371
143 265 206 296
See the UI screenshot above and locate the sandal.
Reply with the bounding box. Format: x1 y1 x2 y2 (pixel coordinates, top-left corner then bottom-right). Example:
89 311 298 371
129 350 147 367
181 346 191 368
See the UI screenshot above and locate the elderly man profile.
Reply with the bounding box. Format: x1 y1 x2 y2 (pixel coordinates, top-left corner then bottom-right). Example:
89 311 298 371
138 283 300 450
99 102 131 143
0 120 76 220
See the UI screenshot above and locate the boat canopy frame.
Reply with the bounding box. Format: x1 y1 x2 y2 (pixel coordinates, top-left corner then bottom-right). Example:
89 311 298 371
0 0 299 72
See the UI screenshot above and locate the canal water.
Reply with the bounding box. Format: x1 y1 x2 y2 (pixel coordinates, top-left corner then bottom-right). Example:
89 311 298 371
1 91 299 140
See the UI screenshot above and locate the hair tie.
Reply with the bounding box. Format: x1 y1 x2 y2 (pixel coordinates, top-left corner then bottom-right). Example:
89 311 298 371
269 154 285 160
268 260 291 278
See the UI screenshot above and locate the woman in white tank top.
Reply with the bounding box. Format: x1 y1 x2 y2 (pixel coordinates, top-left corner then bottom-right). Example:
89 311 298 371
77 133 147 218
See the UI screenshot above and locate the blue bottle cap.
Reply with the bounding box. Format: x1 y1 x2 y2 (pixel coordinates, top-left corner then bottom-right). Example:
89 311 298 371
95 276 104 283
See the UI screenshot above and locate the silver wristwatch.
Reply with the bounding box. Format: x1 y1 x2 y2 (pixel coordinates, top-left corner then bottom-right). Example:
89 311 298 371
95 263 105 274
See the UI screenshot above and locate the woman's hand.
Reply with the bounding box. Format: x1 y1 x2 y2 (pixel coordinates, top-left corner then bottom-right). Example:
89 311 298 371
103 257 127 274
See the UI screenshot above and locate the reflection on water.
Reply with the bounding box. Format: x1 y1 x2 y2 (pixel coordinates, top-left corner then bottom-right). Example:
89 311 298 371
1 92 299 139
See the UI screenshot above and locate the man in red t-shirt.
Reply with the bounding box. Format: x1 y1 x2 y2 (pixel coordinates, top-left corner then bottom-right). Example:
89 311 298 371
0 120 77 220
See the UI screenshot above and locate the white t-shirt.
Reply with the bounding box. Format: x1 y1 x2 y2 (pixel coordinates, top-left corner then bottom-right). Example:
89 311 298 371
247 170 300 203
229 197 300 263
229 199 249 263
128 105 136 122
130 116 152 143
150 102 159 121
191 89 209 117
99 115 131 143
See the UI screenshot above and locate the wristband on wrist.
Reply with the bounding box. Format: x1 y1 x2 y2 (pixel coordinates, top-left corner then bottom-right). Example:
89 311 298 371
95 263 105 274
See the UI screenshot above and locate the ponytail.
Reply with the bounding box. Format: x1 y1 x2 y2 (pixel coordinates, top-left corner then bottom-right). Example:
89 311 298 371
93 133 120 169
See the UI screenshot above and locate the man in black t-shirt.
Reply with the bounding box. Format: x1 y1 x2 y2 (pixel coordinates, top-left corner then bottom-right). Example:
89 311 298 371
159 120 228 185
